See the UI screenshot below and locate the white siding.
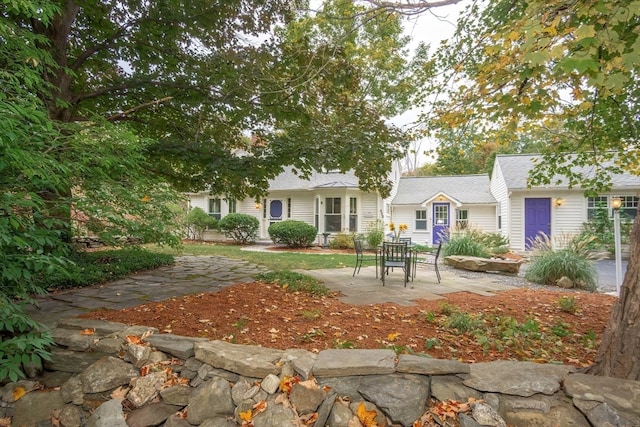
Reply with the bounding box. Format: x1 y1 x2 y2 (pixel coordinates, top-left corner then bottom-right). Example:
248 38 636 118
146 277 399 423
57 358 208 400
509 192 526 251
465 205 497 233
489 161 509 239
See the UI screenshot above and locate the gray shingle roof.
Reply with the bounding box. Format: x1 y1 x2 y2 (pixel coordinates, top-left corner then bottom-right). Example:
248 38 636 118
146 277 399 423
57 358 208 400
392 174 495 205
268 168 359 191
495 154 640 189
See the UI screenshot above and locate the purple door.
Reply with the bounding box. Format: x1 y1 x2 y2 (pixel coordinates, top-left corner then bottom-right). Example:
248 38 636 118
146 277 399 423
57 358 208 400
432 203 450 244
524 198 551 249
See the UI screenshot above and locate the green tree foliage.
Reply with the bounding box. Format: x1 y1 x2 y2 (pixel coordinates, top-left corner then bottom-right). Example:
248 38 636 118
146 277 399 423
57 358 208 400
11 0 413 202
421 0 640 379
427 0 639 189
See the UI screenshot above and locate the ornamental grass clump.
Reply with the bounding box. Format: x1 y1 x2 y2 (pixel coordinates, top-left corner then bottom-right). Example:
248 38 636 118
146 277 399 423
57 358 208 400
525 248 597 291
442 231 491 258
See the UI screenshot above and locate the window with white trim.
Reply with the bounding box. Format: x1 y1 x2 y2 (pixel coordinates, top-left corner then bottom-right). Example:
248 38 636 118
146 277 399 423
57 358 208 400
456 210 469 229
349 197 357 232
415 210 427 230
325 197 342 232
208 198 221 220
228 199 237 214
587 196 608 220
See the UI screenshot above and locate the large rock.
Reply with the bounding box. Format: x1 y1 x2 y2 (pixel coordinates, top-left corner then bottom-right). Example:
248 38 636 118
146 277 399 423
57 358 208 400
565 373 640 414
359 374 430 426
11 389 65 427
313 349 396 377
84 398 128 427
463 361 574 397
186 376 235 425
445 255 522 274
194 340 283 378
78 356 139 394
145 333 207 359
396 354 469 375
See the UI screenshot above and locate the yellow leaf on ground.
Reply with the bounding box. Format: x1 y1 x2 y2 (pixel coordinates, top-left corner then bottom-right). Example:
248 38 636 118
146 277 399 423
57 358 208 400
387 332 400 341
80 328 95 335
357 402 378 427
239 409 252 422
12 386 26 401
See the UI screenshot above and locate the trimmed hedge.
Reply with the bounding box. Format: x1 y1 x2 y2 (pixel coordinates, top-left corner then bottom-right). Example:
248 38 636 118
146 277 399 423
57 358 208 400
268 220 317 248
217 213 259 244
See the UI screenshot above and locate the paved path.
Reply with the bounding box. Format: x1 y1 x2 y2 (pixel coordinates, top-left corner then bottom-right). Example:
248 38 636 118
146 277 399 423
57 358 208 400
25 254 517 329
25 256 266 329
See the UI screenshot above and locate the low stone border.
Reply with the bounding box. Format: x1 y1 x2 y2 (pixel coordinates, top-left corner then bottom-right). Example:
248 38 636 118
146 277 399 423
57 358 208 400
2 318 639 426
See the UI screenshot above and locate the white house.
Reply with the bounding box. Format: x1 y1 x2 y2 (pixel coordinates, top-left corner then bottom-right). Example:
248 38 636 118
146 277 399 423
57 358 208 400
491 154 640 251
390 175 497 245
187 164 402 241
186 153 640 250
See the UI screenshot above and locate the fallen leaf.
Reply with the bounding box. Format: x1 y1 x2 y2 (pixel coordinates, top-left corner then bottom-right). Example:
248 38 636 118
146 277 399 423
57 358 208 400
111 386 129 400
239 409 252 422
126 335 143 345
12 386 26 401
387 332 400 341
253 400 268 415
357 402 378 427
80 328 95 335
0 418 11 427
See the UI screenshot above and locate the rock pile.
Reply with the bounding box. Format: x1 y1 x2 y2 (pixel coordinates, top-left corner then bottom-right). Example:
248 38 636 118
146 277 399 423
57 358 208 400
2 318 639 426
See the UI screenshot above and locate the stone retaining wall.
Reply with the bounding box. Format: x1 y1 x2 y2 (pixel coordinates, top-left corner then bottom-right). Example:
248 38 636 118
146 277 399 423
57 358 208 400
2 318 639 427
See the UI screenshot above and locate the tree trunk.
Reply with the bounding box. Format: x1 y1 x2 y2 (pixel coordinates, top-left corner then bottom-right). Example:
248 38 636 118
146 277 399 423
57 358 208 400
588 213 640 380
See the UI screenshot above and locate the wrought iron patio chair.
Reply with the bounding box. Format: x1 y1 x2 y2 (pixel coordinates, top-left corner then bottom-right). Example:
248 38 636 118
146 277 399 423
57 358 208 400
426 242 442 283
353 238 377 277
381 241 410 287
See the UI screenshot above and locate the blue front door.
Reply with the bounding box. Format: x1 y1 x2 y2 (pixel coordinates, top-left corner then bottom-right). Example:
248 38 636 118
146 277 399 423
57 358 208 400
432 203 450 244
524 198 551 249
269 200 283 226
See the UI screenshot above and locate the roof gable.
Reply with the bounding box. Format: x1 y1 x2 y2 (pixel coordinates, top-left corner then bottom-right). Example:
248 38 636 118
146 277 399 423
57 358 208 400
268 168 360 191
392 174 496 205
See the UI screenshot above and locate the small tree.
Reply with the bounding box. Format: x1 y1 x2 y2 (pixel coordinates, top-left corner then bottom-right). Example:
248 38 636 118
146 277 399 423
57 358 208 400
185 207 217 241
218 213 259 244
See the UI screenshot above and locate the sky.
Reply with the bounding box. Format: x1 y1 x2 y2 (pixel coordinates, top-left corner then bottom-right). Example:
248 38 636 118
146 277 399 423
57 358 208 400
391 2 467 166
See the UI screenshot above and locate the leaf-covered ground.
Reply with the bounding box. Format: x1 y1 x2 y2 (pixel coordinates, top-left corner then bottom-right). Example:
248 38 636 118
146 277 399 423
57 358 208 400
81 282 616 368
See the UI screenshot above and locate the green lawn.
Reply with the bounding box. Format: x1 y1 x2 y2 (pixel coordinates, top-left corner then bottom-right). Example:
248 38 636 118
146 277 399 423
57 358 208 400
148 242 375 271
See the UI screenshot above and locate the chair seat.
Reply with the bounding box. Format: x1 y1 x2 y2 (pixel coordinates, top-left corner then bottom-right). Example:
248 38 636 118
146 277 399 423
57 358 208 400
385 261 406 268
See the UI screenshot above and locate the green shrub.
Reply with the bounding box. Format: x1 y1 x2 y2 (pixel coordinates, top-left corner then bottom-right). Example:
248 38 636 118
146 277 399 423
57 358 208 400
364 220 385 249
0 297 54 382
217 213 259 244
329 233 355 249
442 232 491 258
524 249 597 291
185 207 217 240
268 220 317 248
39 248 174 290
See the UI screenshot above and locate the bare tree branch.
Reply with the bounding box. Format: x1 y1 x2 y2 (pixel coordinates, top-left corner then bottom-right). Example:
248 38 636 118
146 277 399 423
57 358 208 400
365 0 464 15
106 97 173 122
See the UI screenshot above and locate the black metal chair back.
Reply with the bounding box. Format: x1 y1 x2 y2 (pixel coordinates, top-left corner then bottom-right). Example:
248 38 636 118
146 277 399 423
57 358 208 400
381 242 409 287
